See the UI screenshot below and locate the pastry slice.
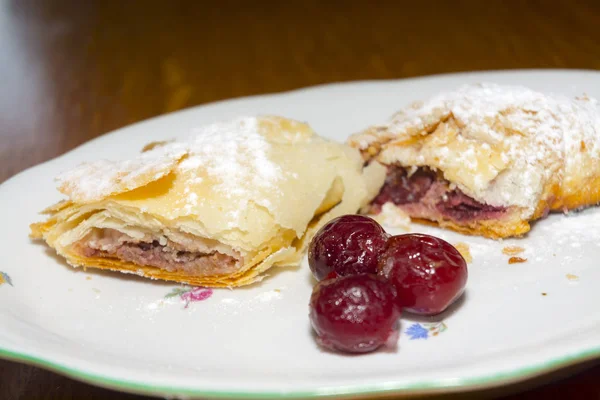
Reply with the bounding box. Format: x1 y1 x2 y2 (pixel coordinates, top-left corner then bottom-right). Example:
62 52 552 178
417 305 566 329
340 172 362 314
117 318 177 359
31 116 385 287
348 83 600 239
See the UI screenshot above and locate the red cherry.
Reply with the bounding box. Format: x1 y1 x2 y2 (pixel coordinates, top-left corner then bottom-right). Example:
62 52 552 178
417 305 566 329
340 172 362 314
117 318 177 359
309 274 401 353
308 215 388 281
378 234 467 315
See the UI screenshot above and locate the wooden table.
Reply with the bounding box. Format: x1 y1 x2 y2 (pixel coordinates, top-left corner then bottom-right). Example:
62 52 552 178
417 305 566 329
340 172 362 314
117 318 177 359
1 1 599 398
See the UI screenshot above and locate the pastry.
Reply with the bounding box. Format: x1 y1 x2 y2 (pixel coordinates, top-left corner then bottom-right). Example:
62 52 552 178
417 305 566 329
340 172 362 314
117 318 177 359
31 116 385 287
348 83 600 239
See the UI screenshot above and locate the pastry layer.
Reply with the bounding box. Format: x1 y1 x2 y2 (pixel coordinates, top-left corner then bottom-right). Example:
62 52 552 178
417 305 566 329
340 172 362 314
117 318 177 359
32 116 386 286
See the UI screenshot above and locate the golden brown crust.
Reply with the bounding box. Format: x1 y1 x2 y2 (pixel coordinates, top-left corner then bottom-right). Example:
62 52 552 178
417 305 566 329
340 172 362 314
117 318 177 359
58 243 290 288
553 174 600 211
411 215 530 240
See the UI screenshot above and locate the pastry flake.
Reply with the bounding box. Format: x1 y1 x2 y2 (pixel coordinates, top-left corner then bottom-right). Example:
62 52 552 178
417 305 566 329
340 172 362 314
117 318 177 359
453 242 472 263
31 116 384 287
566 273 579 281
348 83 600 238
502 246 525 256
508 257 528 264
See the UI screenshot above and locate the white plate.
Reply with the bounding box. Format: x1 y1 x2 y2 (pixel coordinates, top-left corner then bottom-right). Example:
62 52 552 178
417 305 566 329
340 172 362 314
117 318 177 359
1 70 600 399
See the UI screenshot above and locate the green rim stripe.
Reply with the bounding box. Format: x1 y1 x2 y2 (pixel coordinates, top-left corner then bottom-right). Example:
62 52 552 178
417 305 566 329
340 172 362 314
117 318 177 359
0 345 599 398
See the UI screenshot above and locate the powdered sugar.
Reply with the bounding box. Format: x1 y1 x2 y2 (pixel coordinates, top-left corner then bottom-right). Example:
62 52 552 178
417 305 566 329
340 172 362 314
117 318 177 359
180 117 282 208
57 144 187 203
56 117 283 209
187 192 198 205
398 83 599 187
386 84 597 149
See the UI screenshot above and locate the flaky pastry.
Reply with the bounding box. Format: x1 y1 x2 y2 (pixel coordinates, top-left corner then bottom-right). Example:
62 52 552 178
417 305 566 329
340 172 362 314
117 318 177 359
348 83 600 238
31 116 385 287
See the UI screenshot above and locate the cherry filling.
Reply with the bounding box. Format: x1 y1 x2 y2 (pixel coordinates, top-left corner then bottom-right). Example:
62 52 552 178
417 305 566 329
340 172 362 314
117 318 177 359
374 167 436 205
371 166 506 222
437 189 506 222
74 229 239 276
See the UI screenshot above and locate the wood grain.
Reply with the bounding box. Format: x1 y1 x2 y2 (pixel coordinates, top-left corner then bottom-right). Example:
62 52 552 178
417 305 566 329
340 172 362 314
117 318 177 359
1 0 599 399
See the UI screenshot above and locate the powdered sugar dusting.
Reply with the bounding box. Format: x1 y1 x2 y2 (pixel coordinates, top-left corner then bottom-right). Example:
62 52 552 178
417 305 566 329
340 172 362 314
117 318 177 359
398 84 600 208
178 117 282 214
56 117 283 215
57 144 187 203
182 117 280 188
385 84 598 152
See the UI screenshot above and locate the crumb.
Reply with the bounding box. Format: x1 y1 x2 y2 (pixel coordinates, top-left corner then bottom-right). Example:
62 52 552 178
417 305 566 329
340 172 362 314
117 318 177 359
86 276 92 280
502 246 525 256
566 273 579 281
508 256 527 264
274 289 281 293
142 140 172 152
68 288 73 292
372 203 411 230
541 292 547 296
454 242 473 263
92 288 101 293
580 140 586 151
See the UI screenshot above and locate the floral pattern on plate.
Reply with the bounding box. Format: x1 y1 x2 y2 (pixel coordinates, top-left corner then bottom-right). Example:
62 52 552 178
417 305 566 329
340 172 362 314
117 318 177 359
165 286 213 308
0 271 13 287
405 322 447 340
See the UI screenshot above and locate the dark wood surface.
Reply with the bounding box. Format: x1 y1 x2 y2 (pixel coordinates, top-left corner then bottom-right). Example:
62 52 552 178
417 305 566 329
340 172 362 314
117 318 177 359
1 0 599 399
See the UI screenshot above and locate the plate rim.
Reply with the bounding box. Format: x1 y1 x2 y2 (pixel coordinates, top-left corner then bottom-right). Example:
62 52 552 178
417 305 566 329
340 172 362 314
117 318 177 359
2 68 600 398
1 346 599 398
